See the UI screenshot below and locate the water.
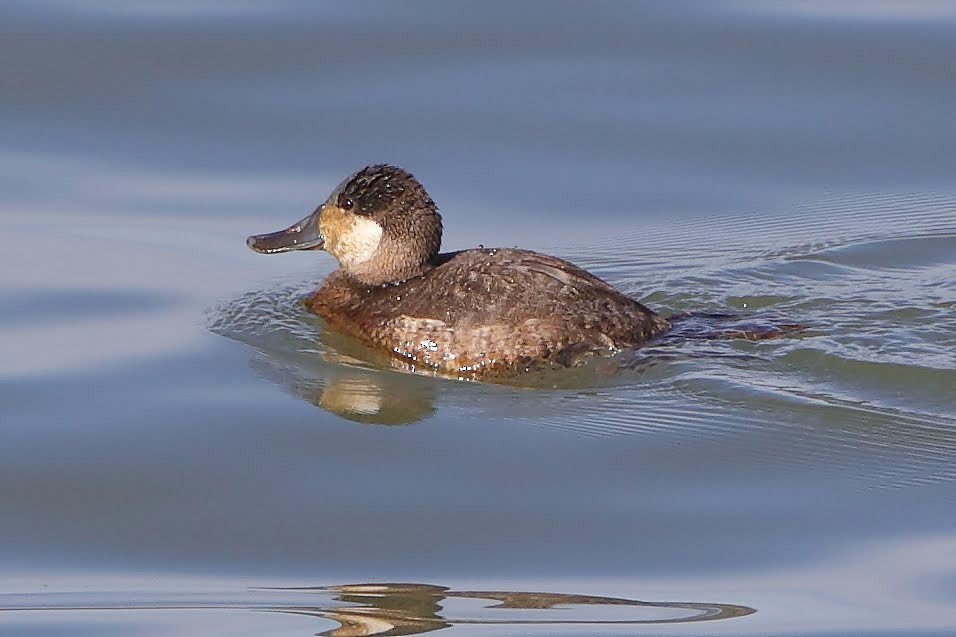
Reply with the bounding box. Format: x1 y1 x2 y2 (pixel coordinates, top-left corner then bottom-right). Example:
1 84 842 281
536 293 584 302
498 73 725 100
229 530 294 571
2 1 956 635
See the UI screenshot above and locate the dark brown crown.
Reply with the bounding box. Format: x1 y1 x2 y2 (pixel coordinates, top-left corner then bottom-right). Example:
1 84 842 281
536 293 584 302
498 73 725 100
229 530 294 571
335 164 437 219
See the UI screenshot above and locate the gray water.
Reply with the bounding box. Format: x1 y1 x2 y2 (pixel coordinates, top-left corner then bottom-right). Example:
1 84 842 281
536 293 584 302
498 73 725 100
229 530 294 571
2 1 956 635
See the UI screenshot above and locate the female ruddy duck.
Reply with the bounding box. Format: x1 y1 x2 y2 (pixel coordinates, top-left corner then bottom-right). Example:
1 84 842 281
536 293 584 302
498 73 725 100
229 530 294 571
248 165 673 379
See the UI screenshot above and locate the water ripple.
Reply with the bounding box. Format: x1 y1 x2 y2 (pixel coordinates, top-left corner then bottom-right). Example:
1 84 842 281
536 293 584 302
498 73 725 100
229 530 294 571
210 192 956 488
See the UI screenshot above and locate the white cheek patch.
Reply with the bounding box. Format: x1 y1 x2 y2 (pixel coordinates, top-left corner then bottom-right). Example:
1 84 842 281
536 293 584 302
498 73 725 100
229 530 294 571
338 216 384 267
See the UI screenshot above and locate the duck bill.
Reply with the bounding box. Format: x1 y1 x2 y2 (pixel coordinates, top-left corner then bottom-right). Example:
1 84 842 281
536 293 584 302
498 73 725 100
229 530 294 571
246 208 325 254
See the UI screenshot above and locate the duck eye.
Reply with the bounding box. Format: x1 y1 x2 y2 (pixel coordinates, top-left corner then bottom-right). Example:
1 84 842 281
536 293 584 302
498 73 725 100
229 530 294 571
340 197 354 210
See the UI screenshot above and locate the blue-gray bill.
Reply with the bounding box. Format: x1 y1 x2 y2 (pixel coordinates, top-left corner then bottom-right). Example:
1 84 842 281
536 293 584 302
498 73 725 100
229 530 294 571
247 209 324 254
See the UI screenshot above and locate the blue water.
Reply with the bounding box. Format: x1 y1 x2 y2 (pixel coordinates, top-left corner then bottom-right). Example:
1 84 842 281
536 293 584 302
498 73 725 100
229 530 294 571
2 2 956 635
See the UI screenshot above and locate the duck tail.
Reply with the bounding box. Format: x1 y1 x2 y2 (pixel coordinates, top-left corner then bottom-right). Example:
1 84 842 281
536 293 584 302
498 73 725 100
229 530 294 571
663 311 805 342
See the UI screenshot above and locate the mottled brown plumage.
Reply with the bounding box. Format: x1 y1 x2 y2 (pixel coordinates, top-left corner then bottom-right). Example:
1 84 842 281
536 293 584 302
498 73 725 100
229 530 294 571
306 248 670 378
248 165 671 380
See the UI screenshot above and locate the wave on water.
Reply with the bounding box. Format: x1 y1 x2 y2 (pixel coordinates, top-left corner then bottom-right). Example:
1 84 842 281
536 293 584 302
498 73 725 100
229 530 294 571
210 192 956 488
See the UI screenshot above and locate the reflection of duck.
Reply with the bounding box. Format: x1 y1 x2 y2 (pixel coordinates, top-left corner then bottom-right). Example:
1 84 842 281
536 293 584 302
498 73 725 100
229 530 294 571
303 584 450 636
248 165 671 381
247 356 436 425
315 373 436 425
270 582 756 636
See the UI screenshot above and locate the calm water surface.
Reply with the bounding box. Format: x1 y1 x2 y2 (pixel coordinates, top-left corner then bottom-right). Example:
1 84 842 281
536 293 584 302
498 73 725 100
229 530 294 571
2 2 956 636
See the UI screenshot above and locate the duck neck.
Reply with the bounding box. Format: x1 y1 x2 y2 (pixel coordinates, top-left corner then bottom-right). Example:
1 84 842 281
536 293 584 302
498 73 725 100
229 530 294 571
345 233 438 286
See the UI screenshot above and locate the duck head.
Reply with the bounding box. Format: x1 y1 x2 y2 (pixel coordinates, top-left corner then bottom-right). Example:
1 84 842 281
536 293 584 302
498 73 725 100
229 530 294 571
247 165 443 286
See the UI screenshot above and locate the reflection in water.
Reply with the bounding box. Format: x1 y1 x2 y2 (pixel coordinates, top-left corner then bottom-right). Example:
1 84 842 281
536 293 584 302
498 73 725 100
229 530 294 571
209 286 437 424
261 360 437 426
314 376 435 426
270 583 755 636
0 582 755 636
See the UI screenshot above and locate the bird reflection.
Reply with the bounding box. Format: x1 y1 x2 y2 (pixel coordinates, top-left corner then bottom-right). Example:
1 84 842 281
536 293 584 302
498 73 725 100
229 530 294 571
283 584 449 636
248 349 437 425
311 372 436 425
268 582 756 636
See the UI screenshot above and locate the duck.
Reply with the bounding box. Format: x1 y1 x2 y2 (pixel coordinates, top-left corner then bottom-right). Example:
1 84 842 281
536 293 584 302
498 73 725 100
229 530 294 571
247 164 671 379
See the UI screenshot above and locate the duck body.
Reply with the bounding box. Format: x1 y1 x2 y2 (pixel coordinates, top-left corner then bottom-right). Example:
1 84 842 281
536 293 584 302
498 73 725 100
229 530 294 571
248 165 671 380
306 247 670 378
